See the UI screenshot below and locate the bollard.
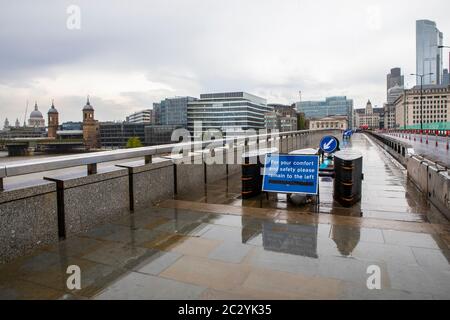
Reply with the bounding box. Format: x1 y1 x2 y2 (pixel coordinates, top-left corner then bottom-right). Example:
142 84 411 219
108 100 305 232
426 134 428 145
333 150 363 207
435 134 438 147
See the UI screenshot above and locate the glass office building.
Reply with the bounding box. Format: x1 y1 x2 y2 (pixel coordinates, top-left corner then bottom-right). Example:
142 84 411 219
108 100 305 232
187 92 272 134
99 122 146 148
416 20 443 85
296 96 353 124
144 125 184 146
153 96 197 126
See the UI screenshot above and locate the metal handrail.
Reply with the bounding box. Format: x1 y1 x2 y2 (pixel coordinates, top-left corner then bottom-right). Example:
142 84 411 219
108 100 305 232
373 132 413 148
0 129 336 179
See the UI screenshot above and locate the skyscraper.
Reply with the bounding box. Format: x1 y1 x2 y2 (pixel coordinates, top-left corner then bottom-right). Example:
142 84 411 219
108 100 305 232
416 20 443 85
386 68 404 99
443 69 450 85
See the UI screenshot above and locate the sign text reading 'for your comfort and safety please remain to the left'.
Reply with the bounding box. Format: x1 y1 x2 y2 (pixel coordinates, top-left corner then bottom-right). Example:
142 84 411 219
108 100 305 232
262 154 319 195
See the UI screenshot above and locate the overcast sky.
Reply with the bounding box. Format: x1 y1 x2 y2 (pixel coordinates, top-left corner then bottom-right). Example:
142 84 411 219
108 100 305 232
1 0 450 124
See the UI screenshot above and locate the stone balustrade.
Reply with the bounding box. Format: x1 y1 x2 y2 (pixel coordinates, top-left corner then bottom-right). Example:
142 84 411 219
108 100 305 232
0 129 341 263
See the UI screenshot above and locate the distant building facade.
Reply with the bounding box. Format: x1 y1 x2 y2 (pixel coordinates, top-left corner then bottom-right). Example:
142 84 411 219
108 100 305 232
126 109 154 124
154 96 196 126
296 96 353 127
394 84 450 129
355 100 382 129
264 112 279 131
383 103 396 129
309 116 348 131
99 122 146 148
187 92 272 135
61 121 82 131
144 125 183 146
0 126 46 139
384 85 404 129
55 130 83 140
264 104 298 132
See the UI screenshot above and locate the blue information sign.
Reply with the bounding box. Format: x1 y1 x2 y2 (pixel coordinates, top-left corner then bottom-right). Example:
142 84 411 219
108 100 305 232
319 136 339 153
262 154 319 195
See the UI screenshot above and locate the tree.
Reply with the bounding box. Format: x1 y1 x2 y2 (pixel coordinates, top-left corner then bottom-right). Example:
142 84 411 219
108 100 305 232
297 112 308 130
126 137 143 148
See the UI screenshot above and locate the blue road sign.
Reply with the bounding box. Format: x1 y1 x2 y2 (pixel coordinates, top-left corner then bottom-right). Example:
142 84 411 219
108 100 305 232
343 129 353 137
319 136 339 153
262 154 319 195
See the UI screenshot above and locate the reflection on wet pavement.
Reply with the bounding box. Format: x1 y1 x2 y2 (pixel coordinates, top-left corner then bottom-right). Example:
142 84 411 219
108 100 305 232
0 133 449 300
175 134 444 224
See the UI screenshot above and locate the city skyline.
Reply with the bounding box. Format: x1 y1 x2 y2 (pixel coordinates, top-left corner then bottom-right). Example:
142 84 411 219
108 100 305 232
1 0 450 124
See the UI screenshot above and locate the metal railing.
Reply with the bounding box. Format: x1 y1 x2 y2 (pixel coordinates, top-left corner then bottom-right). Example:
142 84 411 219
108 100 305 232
0 129 338 191
368 131 450 172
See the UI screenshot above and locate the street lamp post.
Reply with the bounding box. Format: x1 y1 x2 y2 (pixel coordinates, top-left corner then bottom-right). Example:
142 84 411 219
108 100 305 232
411 73 434 131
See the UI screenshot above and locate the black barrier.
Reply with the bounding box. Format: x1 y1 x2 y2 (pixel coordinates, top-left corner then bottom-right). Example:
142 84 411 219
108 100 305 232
241 148 278 199
333 150 363 207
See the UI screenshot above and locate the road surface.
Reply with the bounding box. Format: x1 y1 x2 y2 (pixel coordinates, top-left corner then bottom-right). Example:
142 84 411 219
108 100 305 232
382 132 450 166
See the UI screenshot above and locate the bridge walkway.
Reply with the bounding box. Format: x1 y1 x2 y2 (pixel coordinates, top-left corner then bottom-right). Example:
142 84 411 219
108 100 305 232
0 133 449 299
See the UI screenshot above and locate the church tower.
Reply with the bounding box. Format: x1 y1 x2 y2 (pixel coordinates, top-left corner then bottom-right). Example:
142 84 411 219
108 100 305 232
365 100 373 115
82 96 100 150
48 100 59 138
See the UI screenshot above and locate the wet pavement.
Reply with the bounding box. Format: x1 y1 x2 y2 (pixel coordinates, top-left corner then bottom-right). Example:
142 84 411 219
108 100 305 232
0 133 449 300
174 133 446 224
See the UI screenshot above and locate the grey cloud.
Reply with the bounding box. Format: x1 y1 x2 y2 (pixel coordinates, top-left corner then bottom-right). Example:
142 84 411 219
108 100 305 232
1 0 450 123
